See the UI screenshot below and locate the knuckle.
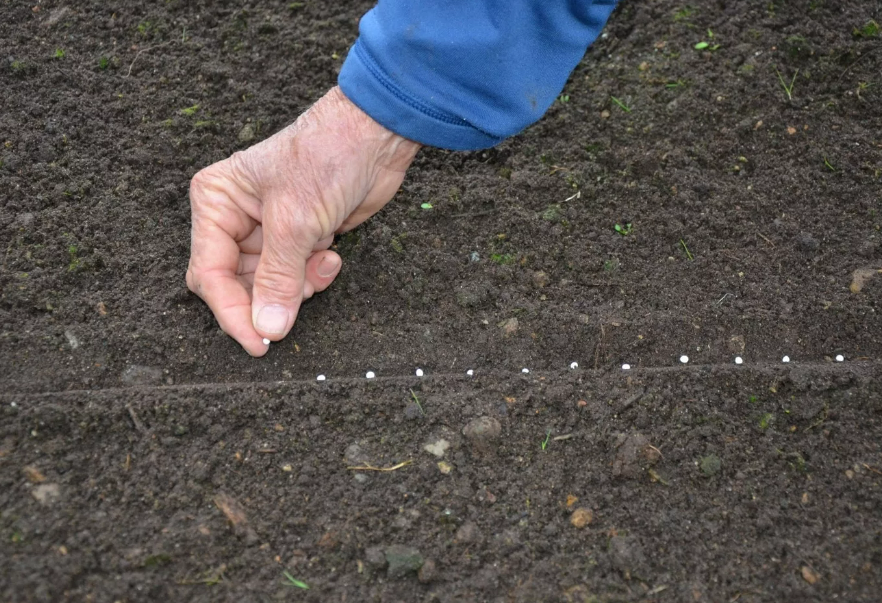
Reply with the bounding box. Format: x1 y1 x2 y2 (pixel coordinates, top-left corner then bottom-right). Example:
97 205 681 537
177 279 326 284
254 264 301 299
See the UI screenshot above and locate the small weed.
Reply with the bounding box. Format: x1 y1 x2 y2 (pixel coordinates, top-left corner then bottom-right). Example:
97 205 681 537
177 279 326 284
98 56 110 70
53 48 65 59
288 2 305 8
490 253 516 265
409 389 425 416
679 239 694 260
390 236 404 254
610 96 632 112
541 429 552 452
666 80 687 88
282 571 309 589
420 202 433 210
137 21 152 35
144 553 172 567
603 258 619 272
854 19 880 38
11 532 24 543
179 104 200 116
614 223 633 236
558 94 570 104
10 60 27 72
673 6 695 22
775 67 799 101
823 156 836 172
759 413 774 430
749 395 759 404
68 245 82 272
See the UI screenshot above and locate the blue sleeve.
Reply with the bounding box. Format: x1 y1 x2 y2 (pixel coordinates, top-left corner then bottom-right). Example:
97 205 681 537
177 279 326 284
338 0 619 151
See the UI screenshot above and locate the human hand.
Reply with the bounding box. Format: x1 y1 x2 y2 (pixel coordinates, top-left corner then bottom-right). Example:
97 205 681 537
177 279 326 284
186 86 421 356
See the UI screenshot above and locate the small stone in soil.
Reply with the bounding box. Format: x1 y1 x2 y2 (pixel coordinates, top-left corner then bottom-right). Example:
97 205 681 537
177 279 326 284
423 438 450 458
418 559 437 583
462 416 502 448
570 507 594 528
455 522 480 543
364 546 387 571
385 545 424 578
700 454 722 476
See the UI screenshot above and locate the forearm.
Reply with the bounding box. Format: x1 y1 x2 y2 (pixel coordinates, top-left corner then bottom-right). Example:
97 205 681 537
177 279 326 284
339 0 619 151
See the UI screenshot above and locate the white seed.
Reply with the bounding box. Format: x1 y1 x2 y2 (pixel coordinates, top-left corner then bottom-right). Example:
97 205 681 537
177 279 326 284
415 368 424 377
316 374 326 382
365 371 376 379
466 369 474 376
570 362 579 370
622 364 631 370
835 354 844 362
521 368 530 374
262 338 270 345
782 356 790 363
735 357 743 365
680 355 689 364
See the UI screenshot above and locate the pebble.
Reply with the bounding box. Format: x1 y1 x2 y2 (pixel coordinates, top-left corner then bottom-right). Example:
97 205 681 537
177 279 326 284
120 365 164 386
500 317 519 337
570 507 594 528
385 545 424 578
462 416 502 448
418 559 438 583
365 371 376 379
469 251 480 263
364 546 387 571
455 522 480 543
423 438 450 458
31 483 61 506
237 123 256 143
796 231 820 252
700 454 722 476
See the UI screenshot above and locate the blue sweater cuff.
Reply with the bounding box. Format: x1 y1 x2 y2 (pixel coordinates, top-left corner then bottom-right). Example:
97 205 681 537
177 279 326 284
339 39 504 151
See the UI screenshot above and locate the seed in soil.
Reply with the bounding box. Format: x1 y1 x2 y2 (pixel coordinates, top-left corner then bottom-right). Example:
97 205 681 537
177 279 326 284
836 355 844 362
735 357 743 365
782 356 791 363
570 362 578 369
415 368 424 377
522 368 530 374
316 374 326 381
680 355 689 364
466 369 474 376
262 338 270 345
622 364 631 370
365 371 376 379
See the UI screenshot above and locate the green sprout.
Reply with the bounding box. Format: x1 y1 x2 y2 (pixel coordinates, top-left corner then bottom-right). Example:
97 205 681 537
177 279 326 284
679 239 694 260
541 429 551 452
490 253 516 265
558 94 570 103
614 223 633 236
420 202 433 210
759 413 774 430
53 48 65 59
68 245 81 272
823 156 836 172
610 96 632 113
666 80 687 88
98 56 110 70
282 571 309 589
749 395 759 404
775 67 798 101
409 389 425 416
854 19 879 38
179 104 200 116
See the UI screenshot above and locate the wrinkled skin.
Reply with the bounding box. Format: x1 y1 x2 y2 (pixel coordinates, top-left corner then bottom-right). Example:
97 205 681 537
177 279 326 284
186 87 421 356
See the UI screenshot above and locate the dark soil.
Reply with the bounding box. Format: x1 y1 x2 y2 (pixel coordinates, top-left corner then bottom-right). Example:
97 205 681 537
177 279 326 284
2 0 881 601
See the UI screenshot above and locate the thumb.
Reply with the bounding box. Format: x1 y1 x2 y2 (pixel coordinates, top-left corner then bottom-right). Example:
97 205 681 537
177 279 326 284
250 207 317 341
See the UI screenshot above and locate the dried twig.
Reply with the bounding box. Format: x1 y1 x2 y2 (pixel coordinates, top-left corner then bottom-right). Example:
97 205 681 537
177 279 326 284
126 40 173 77
347 460 412 472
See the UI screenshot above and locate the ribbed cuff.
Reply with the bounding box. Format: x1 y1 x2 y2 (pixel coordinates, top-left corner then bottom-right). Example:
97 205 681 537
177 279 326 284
338 39 504 151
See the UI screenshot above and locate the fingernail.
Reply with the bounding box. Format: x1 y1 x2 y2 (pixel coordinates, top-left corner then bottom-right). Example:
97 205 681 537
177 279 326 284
255 304 289 334
317 255 340 278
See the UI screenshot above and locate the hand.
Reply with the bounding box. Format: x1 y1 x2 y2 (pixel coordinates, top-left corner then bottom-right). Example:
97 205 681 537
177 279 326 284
186 86 421 356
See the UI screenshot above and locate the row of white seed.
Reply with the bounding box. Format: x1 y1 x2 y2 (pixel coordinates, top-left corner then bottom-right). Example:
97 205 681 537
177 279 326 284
317 354 847 381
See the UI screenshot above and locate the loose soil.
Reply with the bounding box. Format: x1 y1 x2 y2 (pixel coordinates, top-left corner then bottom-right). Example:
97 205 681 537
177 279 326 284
1 0 881 601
